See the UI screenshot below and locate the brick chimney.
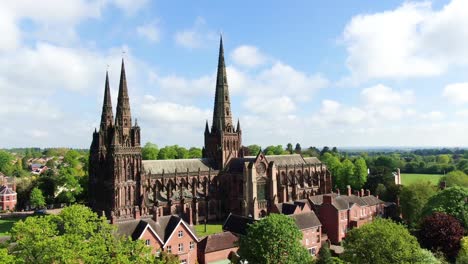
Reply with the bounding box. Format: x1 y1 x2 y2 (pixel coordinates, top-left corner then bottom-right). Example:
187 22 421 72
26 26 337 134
347 185 351 196
323 195 334 204
361 189 365 197
133 206 141 220
366 189 371 196
336 188 340 195
355 190 360 197
152 206 159 222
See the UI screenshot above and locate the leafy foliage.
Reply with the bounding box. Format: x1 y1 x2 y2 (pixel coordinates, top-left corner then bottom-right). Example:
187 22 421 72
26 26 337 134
29 187 45 209
341 218 429 264
457 237 468 264
238 214 312 264
316 243 333 264
422 187 468 228
142 142 159 160
439 170 468 188
8 205 154 264
418 212 465 262
399 181 437 226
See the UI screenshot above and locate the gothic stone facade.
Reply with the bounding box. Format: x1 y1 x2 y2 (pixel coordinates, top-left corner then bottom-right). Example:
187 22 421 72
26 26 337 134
89 37 333 224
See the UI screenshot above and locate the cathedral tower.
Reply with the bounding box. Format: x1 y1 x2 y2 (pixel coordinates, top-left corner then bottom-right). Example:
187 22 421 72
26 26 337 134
89 60 143 221
204 36 243 169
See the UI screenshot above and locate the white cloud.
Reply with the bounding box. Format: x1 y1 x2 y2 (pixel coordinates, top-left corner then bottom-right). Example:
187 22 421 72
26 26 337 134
361 84 414 106
174 17 216 49
111 0 149 15
137 22 161 43
231 45 267 67
342 0 468 83
443 82 468 104
244 96 296 115
421 111 444 121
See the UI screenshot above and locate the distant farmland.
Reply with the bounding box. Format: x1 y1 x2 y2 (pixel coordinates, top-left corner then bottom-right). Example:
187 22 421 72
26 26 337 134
400 173 443 186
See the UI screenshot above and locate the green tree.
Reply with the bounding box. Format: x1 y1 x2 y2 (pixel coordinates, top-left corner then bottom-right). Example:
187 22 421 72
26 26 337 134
457 237 468 264
351 157 368 189
342 219 429 264
154 251 179 264
439 170 468 188
437 155 451 164
157 146 178 160
142 142 159 160
8 205 153 264
238 214 312 264
294 143 301 154
0 150 14 175
286 143 293 154
30 187 46 209
399 182 437 226
338 159 354 190
422 187 468 228
175 146 188 159
321 153 342 189
247 145 261 156
188 147 202 158
316 243 333 264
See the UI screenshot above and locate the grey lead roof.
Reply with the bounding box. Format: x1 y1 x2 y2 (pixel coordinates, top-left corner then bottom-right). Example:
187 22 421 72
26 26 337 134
142 158 216 175
264 154 308 166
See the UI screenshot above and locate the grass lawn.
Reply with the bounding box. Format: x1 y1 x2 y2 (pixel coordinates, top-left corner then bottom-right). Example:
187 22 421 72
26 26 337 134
194 223 223 237
400 173 443 186
0 218 22 236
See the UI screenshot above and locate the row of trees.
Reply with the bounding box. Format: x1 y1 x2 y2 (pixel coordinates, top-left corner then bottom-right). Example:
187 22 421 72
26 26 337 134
321 152 368 191
142 143 202 160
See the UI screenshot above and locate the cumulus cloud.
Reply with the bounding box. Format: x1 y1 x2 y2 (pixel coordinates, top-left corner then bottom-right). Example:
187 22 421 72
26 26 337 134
342 0 468 83
443 82 468 105
137 22 161 43
230 45 267 67
174 17 216 49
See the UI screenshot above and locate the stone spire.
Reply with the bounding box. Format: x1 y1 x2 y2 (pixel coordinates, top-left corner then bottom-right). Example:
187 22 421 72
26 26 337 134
236 119 241 132
100 71 113 131
205 120 210 134
115 59 132 131
212 35 233 133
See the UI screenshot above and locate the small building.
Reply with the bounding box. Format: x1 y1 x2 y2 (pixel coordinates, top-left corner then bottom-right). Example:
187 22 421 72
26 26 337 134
0 185 17 211
198 231 238 264
116 215 199 264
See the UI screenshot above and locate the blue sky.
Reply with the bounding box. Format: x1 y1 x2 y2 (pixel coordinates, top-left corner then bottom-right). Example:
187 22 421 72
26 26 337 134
2 0 468 149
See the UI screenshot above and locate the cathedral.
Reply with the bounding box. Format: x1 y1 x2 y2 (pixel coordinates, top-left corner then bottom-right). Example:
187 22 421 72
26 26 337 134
89 37 333 224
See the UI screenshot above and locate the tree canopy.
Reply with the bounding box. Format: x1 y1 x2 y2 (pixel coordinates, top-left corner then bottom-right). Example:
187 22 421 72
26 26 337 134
29 187 45 209
422 187 468 228
7 205 155 264
238 214 312 264
399 181 437 226
418 212 465 262
439 170 468 188
341 219 432 264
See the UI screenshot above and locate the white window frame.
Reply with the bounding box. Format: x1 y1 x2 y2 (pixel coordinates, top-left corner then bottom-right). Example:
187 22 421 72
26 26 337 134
178 243 184 252
167 245 172 253
189 241 195 250
145 239 150 246
178 230 183 238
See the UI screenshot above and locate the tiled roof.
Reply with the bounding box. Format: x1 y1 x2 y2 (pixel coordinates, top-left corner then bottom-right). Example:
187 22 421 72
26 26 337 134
222 214 256 236
265 154 307 166
303 157 322 164
309 193 384 210
142 158 216 175
290 211 322 230
116 215 197 244
201 231 238 253
0 186 16 195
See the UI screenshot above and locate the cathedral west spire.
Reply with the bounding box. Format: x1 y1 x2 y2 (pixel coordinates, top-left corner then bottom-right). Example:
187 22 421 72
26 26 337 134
100 71 113 131
212 35 234 133
115 59 132 130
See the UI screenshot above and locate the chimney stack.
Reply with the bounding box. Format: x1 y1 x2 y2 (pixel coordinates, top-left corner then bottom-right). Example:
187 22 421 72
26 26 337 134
323 195 334 204
347 185 351 196
336 188 340 195
361 189 365 197
152 206 159 222
355 190 360 197
366 189 371 196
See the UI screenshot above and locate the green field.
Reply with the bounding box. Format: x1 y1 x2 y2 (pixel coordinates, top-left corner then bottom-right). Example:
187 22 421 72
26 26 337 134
0 218 21 236
400 173 443 186
194 223 223 237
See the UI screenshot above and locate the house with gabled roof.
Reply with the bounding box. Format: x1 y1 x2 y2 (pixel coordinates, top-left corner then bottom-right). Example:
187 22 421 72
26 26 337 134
116 215 199 264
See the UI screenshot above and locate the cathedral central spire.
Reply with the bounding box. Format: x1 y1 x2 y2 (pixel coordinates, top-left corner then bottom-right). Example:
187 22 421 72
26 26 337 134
100 71 113 131
212 35 234 133
115 59 132 130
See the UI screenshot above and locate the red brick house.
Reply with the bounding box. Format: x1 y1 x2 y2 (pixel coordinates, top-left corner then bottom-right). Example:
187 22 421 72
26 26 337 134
0 185 16 211
309 186 384 244
117 215 199 264
198 231 238 264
